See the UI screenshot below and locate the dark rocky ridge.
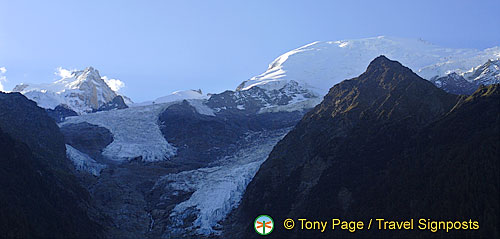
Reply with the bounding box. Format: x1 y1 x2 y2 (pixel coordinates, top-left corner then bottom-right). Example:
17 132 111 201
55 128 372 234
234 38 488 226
159 100 304 164
46 104 78 123
0 92 104 238
0 92 72 170
227 56 499 238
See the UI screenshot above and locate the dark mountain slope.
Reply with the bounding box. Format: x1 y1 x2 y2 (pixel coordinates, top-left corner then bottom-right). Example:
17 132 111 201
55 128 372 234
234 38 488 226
0 92 69 170
159 100 303 163
358 84 500 238
46 104 78 123
228 56 498 238
0 92 104 238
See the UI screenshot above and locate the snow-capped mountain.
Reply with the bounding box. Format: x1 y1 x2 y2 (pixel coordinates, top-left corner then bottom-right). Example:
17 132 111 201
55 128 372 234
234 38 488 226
236 36 499 107
430 73 477 95
12 67 127 114
430 59 500 95
463 59 500 85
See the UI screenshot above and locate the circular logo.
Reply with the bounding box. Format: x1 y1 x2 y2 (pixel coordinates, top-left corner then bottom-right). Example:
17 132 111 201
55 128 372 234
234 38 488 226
254 215 274 235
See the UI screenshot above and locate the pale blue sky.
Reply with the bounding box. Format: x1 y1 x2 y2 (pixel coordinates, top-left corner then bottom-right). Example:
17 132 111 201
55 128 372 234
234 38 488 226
1 0 499 101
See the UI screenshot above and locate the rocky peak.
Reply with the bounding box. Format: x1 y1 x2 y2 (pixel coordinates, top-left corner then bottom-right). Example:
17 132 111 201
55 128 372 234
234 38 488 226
12 66 124 114
74 67 101 82
72 67 117 110
362 55 416 85
319 56 457 126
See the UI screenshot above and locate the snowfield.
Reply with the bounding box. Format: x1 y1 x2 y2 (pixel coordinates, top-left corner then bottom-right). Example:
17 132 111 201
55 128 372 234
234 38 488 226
62 103 178 162
153 129 290 236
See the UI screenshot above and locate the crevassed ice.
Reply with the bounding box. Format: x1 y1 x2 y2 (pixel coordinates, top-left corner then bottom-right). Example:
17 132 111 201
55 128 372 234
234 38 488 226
62 103 177 162
66 144 106 176
155 130 289 236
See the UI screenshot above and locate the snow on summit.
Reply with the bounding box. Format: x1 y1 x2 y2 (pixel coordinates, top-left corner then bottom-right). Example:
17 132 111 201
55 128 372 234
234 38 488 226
238 36 500 96
132 89 207 107
12 67 122 114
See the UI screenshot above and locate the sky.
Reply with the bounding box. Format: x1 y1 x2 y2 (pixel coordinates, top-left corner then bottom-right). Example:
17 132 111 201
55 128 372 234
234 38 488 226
1 0 499 102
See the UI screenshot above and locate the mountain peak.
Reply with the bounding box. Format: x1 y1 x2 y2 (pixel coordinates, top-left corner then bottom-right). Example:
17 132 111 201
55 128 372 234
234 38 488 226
12 67 123 114
72 67 100 82
320 57 458 125
366 55 406 71
359 55 418 87
370 55 393 64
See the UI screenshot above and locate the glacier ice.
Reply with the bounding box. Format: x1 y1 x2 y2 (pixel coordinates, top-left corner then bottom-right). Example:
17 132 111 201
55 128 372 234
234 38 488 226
66 144 106 176
154 129 290 236
62 103 177 162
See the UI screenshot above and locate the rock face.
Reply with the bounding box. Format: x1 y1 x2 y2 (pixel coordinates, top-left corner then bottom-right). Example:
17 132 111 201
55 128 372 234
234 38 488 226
0 92 104 238
74 67 117 110
227 56 499 238
95 95 129 112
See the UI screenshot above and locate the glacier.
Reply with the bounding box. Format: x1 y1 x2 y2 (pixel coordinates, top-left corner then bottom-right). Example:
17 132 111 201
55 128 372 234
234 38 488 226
66 144 106 176
153 129 289 236
62 103 177 162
